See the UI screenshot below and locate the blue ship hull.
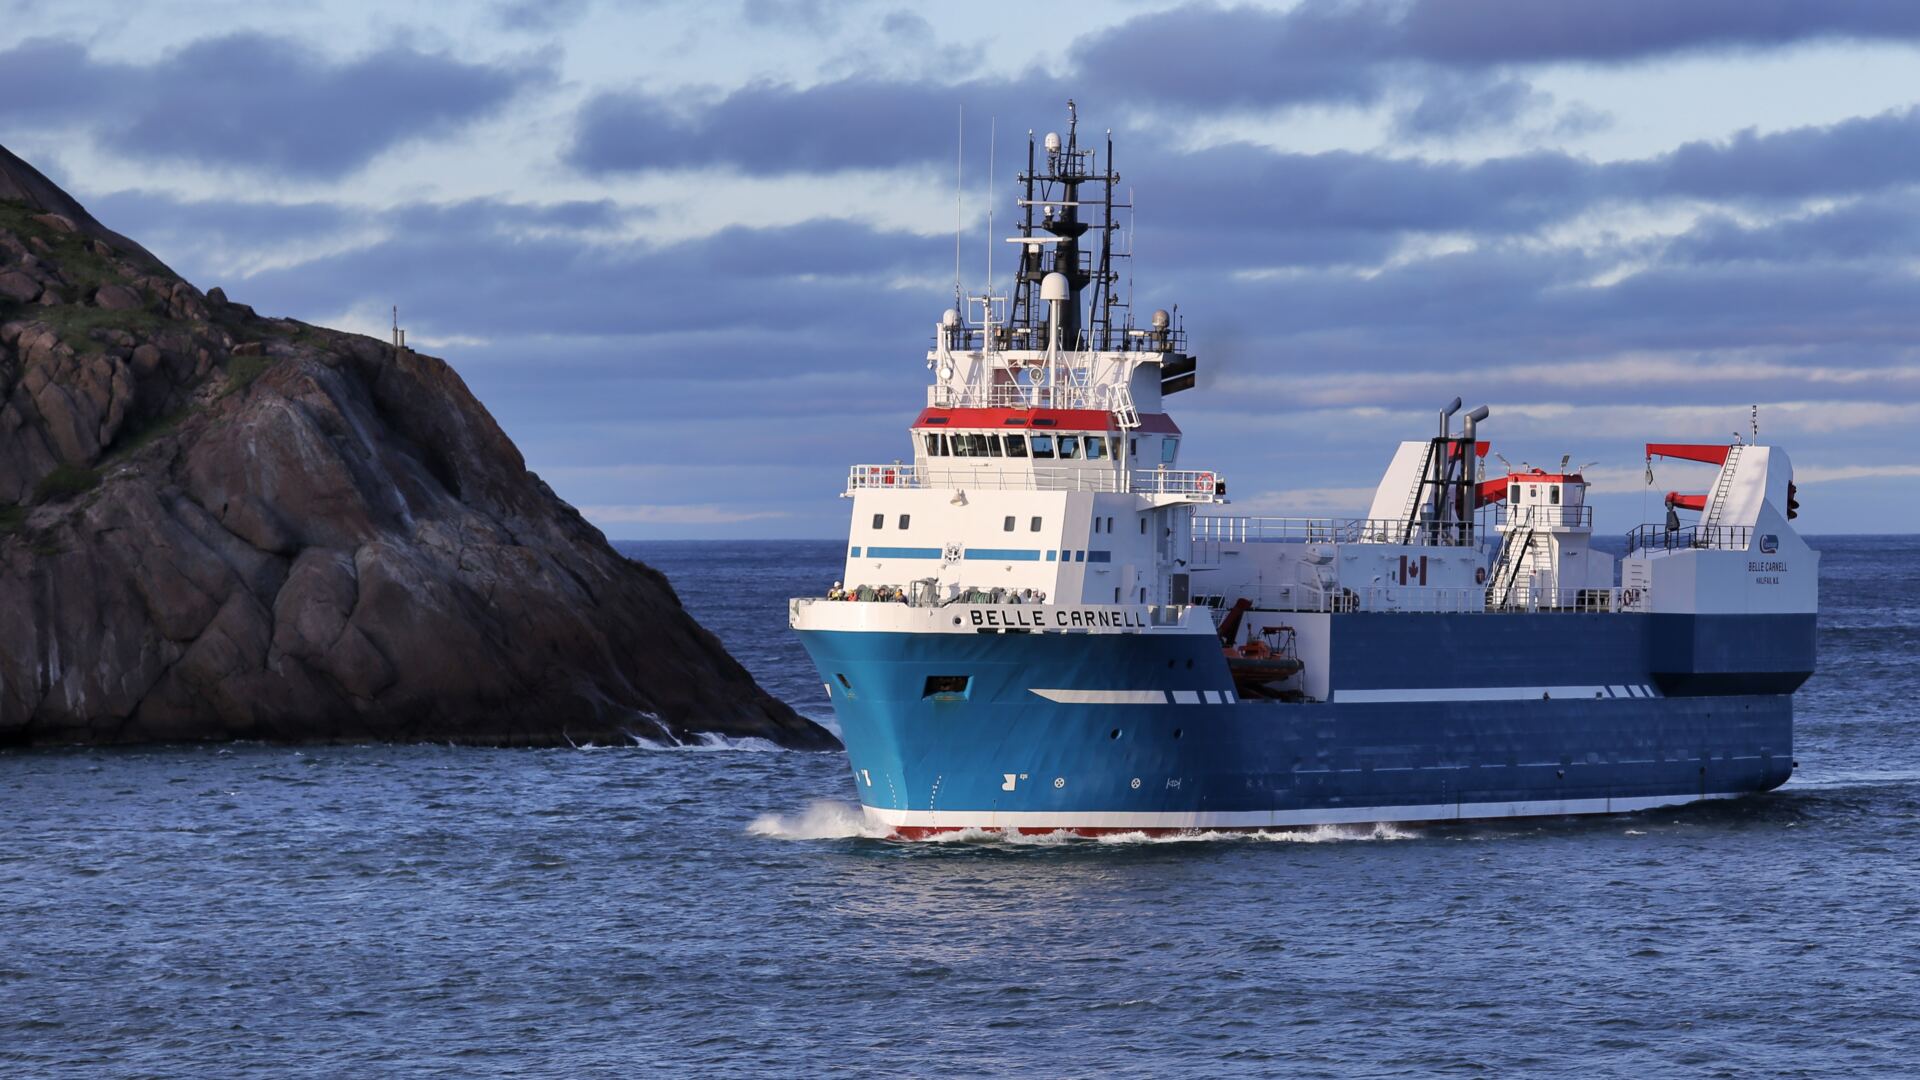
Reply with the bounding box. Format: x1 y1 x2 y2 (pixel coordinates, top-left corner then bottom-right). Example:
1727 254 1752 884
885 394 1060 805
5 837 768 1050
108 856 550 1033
796 613 1810 836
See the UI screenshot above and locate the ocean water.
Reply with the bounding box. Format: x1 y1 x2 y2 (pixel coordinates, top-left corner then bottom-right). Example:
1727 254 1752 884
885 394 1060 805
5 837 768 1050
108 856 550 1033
2 536 1915 1078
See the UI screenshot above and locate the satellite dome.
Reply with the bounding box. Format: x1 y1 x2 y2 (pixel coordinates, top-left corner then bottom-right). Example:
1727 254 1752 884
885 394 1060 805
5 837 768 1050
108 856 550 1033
940 308 960 328
1151 309 1170 329
1040 272 1071 302
1044 132 1062 153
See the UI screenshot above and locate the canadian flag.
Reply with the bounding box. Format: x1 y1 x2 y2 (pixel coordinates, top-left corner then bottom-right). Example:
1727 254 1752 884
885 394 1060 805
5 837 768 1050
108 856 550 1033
1398 554 1428 586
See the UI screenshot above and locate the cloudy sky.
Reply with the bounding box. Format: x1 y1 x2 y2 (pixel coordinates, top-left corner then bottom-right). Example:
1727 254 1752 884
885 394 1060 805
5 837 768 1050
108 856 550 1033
5 0 1918 536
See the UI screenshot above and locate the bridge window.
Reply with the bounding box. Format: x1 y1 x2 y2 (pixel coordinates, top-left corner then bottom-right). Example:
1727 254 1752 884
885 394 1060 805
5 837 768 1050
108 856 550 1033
1509 483 1518 502
986 434 1003 457
1058 435 1081 459
872 513 884 529
923 433 944 456
1005 434 1027 457
1160 437 1179 464
1550 485 1561 505
1086 436 1107 460
1031 434 1055 459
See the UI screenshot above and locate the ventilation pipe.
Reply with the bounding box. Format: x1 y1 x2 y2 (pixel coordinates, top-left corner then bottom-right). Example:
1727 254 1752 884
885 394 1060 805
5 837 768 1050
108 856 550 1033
1458 405 1492 540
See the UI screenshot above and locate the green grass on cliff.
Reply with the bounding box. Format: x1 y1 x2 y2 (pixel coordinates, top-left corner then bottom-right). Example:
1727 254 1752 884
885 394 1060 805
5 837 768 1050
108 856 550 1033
0 198 121 297
222 353 277 396
32 304 168 353
32 463 99 504
0 198 167 350
0 504 23 535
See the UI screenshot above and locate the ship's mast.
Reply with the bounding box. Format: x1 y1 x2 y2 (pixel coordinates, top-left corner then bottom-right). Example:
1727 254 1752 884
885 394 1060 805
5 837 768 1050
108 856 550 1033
1009 100 1128 354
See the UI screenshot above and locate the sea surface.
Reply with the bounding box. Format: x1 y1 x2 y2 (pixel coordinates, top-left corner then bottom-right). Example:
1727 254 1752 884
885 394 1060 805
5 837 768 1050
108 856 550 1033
2 535 1916 1078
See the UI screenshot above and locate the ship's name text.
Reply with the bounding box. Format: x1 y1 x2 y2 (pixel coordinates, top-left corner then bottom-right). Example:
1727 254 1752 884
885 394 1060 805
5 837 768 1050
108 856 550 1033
970 607 1146 629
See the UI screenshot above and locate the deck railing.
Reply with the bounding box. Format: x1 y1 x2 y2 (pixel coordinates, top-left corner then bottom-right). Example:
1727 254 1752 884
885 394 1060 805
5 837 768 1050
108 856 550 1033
1191 515 1479 548
1216 582 1645 615
1624 523 1752 554
847 464 1224 502
1495 503 1594 529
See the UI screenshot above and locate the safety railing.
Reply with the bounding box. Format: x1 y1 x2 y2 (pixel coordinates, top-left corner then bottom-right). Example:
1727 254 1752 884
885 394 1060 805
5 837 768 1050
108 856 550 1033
1191 516 1478 548
1221 583 1643 615
1624 523 1753 554
794 594 1198 625
1495 503 1594 529
846 464 1224 502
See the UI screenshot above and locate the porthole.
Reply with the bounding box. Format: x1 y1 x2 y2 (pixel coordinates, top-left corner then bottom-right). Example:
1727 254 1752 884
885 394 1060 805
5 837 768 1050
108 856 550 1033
1173 728 1183 739
1109 728 1121 740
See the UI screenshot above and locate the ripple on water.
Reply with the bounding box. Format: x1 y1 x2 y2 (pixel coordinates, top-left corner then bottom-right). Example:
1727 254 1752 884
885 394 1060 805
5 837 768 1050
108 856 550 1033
0 536 1911 1077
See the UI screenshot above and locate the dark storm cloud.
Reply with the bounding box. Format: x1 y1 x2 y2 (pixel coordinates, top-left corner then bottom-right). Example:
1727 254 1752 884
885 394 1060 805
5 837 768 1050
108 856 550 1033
495 0 591 32
1392 76 1545 138
231 210 946 345
1663 191 1920 265
1397 0 1920 64
1644 106 1920 200
565 77 1054 175
0 33 546 178
566 1 1920 178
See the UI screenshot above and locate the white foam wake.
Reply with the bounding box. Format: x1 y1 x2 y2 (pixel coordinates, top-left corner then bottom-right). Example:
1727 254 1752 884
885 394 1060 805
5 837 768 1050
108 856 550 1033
747 810 1419 845
748 800 893 840
627 731 790 752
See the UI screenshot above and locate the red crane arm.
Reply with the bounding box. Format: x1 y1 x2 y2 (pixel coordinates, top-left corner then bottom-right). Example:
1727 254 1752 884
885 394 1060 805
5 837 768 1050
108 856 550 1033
1645 443 1730 467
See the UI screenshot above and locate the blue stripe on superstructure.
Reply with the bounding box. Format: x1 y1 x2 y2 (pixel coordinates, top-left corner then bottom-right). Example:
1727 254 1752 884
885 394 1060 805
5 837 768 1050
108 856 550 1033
866 546 942 559
1088 550 1112 563
1046 551 1057 562
965 548 1042 561
849 546 861 557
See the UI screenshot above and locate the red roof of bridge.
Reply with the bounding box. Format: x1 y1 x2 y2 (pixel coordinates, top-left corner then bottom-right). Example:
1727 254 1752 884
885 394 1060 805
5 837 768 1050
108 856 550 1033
912 407 1181 435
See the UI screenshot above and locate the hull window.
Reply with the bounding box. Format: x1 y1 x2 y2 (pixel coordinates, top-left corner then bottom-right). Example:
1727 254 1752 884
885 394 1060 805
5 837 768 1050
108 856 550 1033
922 675 971 699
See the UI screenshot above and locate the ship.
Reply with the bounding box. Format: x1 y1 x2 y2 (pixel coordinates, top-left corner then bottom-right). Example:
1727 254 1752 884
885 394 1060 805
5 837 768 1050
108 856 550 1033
789 104 1817 838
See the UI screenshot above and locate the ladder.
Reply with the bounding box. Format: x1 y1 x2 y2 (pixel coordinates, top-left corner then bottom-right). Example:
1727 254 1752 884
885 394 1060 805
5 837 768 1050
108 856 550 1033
1488 526 1537 609
1396 443 1437 544
1105 382 1140 429
1702 444 1744 533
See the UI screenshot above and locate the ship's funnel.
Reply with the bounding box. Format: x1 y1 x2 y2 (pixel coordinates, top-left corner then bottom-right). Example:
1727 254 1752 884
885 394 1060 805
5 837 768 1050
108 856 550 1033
1462 405 1490 460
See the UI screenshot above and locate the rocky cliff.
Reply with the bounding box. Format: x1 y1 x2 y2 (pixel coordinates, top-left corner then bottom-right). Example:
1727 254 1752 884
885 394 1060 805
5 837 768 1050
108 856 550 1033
0 146 837 750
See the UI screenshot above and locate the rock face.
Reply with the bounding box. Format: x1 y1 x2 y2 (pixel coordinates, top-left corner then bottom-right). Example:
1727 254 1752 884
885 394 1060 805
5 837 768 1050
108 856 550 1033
0 145 836 750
